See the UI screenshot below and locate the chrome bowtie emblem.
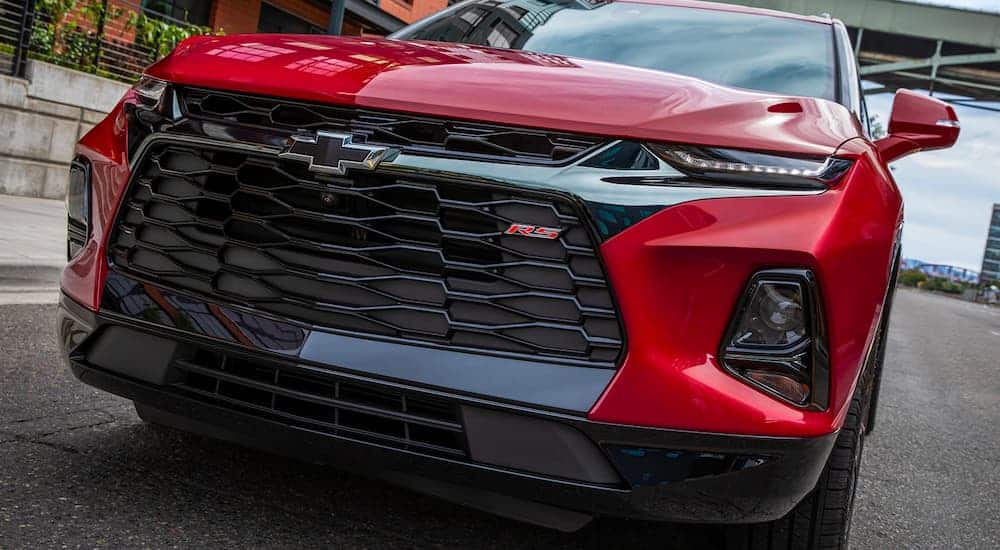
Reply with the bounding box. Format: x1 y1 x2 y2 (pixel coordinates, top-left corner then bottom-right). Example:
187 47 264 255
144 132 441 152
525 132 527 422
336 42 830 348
279 131 398 176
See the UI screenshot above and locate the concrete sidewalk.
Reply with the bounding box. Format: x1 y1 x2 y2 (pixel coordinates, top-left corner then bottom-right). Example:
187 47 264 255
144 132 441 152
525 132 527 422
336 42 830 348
0 194 65 304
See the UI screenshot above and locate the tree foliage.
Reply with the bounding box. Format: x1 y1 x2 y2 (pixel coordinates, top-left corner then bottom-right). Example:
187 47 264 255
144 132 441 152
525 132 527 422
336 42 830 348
28 0 217 81
126 10 214 61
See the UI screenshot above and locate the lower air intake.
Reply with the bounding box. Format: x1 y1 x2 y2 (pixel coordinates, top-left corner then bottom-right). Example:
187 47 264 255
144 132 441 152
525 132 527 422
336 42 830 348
175 349 468 457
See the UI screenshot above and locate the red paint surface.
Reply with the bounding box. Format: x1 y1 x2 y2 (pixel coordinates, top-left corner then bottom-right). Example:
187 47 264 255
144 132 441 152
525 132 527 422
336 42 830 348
589 142 903 437
876 89 960 163
66 11 947 437
61 94 134 310
145 34 860 157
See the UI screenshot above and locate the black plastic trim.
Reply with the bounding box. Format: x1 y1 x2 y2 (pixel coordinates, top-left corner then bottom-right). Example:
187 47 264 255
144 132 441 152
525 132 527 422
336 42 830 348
59 291 838 525
832 20 861 117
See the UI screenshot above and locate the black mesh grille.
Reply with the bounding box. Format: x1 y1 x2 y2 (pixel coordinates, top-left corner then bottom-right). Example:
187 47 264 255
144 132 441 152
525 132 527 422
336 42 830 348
179 88 605 165
110 143 623 365
175 348 467 457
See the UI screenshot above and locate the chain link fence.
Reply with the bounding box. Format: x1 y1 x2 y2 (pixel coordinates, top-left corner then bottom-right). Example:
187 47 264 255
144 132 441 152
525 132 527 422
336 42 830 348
1 0 211 82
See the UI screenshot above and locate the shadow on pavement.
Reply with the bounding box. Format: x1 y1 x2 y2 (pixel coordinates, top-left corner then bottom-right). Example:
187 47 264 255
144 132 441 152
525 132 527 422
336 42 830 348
24 415 722 548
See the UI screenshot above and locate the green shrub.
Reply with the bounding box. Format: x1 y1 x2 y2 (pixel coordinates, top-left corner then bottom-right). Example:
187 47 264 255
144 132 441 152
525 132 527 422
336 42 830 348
898 269 928 287
922 277 964 294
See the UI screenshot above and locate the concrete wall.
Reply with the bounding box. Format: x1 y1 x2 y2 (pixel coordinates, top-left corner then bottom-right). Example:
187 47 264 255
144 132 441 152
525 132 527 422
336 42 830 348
0 61 130 199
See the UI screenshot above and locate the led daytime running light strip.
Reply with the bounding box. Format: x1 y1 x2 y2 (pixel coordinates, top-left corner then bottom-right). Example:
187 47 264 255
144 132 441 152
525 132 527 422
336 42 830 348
662 149 833 178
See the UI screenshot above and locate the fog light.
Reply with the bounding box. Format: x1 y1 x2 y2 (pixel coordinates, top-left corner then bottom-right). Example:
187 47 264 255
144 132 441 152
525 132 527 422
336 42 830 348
721 269 829 409
744 369 810 404
734 281 806 346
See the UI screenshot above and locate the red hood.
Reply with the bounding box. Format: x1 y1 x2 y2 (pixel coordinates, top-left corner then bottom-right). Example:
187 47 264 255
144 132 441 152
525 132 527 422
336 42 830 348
147 35 862 156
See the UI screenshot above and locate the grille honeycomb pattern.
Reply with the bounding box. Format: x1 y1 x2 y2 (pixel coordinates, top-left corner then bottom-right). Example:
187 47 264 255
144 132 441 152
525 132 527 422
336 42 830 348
110 143 623 365
179 87 606 165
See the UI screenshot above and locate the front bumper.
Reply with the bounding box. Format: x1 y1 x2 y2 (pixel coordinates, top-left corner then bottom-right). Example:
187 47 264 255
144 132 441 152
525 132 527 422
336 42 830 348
59 290 835 529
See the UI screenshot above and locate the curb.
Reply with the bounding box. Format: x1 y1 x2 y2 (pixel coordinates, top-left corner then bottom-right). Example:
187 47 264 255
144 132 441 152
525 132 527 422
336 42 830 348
0 261 65 288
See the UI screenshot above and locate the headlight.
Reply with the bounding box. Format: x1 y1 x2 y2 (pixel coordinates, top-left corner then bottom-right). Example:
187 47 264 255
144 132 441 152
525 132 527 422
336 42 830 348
126 76 176 158
134 76 168 105
720 269 829 409
647 144 852 189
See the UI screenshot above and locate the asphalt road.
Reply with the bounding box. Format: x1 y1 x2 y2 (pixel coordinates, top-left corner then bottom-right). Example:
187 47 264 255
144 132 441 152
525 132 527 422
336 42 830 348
0 288 997 549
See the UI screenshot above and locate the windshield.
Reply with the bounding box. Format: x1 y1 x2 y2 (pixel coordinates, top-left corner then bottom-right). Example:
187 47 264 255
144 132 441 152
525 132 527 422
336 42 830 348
393 1 838 101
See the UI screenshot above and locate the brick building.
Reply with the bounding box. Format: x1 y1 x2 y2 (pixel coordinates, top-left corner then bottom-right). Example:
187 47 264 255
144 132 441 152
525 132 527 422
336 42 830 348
144 0 450 36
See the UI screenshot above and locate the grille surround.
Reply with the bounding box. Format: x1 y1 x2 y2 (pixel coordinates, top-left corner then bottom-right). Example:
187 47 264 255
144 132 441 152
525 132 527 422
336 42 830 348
178 87 607 166
109 138 624 366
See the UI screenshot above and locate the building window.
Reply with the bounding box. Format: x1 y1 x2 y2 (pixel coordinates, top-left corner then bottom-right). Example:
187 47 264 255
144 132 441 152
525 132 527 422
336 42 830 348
258 2 325 34
485 21 517 48
142 0 213 25
507 5 528 18
459 7 487 26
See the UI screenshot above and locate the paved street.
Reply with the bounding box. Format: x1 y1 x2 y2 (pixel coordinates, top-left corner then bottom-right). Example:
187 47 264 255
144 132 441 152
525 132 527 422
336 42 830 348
0 195 64 306
0 287 997 548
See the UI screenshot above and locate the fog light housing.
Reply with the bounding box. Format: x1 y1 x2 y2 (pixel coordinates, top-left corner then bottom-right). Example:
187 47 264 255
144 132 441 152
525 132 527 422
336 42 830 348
66 160 91 260
720 269 829 409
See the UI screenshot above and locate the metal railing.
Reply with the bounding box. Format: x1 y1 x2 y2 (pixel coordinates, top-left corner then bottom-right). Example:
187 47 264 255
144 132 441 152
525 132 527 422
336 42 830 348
1 0 34 78
1 0 209 82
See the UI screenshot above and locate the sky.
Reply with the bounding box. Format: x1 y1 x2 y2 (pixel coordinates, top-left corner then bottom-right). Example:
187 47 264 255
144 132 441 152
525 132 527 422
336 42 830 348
856 0 1000 272
906 0 1000 12
864 93 1000 272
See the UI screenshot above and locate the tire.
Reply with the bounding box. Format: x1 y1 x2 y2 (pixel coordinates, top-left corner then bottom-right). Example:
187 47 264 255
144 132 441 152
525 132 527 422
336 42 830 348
726 368 875 550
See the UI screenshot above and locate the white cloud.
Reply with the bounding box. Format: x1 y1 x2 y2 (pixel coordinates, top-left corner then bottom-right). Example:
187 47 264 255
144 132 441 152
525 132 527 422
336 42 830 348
903 0 1000 13
865 93 1000 272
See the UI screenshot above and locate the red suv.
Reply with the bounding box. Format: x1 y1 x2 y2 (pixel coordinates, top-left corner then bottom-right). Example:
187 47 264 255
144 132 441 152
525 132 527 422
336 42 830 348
58 1 959 547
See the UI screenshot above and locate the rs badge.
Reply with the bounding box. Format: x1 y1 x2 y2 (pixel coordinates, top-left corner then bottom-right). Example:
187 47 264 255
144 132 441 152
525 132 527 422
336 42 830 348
505 223 562 240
